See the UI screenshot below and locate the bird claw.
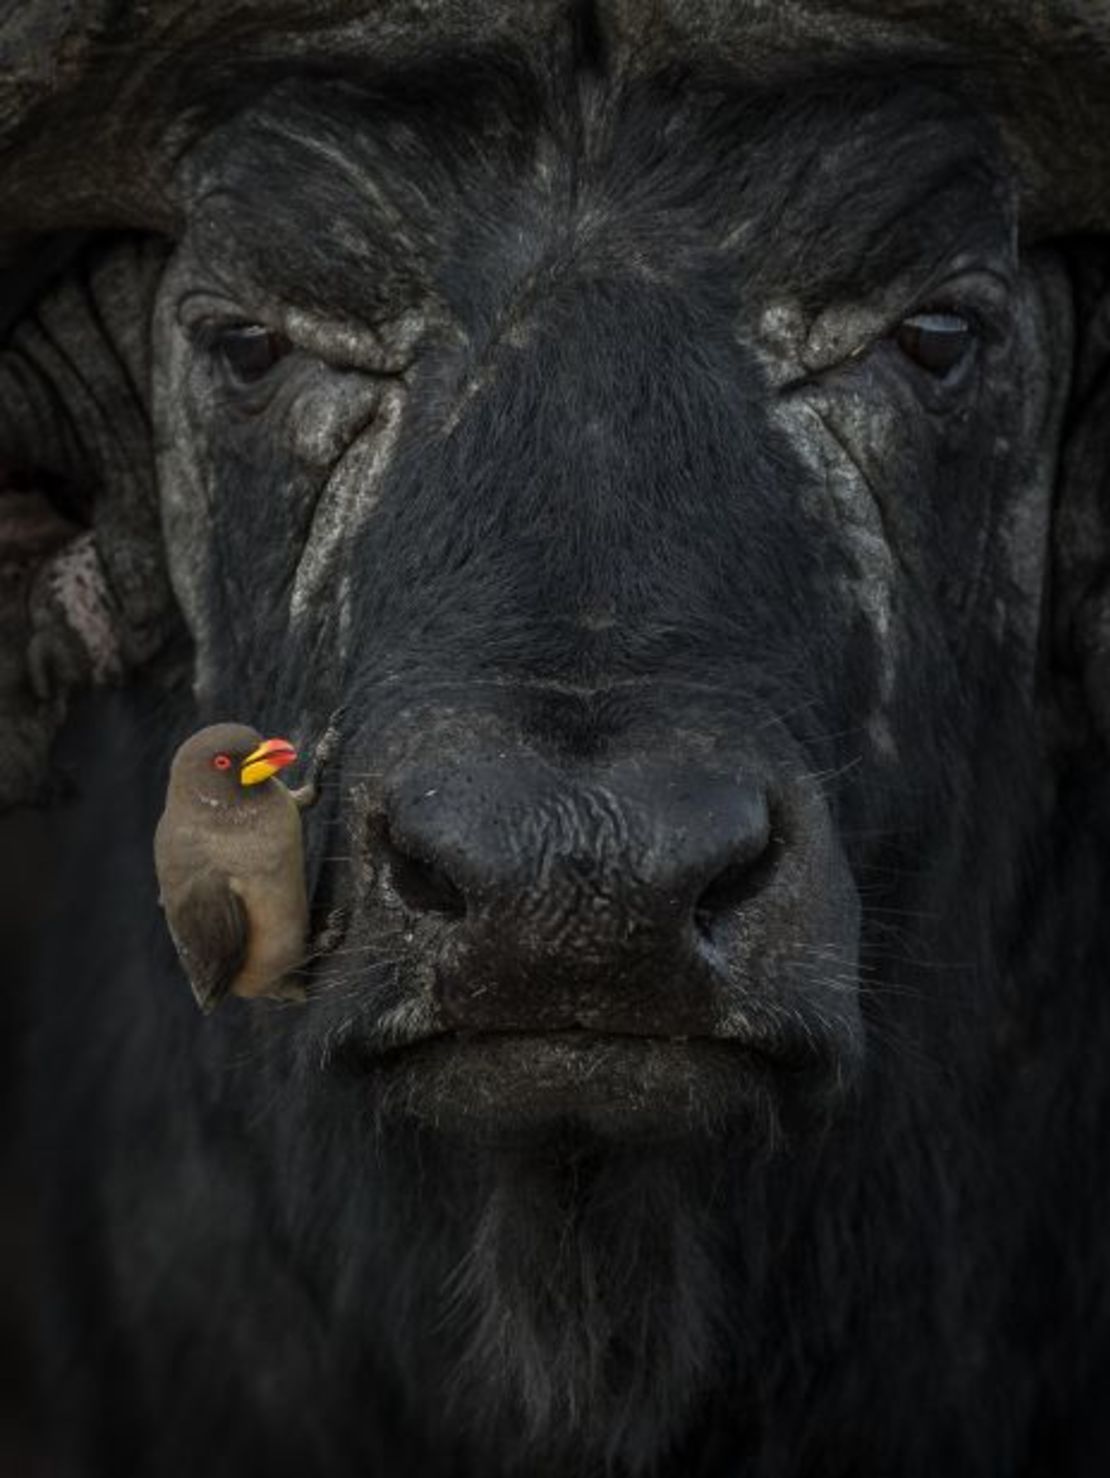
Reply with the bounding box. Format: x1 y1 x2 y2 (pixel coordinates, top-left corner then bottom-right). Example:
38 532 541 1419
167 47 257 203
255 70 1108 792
296 713 343 807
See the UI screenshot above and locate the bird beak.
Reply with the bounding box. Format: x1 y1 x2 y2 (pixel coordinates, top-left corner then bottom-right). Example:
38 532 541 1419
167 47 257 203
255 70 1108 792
240 737 298 786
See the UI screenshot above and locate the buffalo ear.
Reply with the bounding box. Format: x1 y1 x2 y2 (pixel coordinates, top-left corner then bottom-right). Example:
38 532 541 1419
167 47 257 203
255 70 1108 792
0 235 179 808
1053 244 1110 750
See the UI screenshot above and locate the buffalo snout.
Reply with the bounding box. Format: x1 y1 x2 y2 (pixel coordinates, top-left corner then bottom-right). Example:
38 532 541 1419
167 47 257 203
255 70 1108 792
323 730 863 1132
382 756 773 1026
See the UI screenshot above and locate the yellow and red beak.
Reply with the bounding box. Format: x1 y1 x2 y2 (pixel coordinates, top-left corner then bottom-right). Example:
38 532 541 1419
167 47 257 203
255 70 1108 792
240 737 298 787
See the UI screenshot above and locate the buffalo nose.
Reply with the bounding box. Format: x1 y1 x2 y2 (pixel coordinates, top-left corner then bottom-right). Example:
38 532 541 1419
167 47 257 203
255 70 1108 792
377 757 775 984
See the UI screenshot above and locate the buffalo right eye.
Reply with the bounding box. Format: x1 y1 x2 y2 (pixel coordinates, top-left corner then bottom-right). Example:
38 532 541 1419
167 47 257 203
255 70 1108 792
208 324 293 386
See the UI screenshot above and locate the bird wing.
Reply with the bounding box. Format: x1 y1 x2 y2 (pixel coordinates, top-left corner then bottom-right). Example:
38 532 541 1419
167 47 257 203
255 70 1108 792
164 871 249 1014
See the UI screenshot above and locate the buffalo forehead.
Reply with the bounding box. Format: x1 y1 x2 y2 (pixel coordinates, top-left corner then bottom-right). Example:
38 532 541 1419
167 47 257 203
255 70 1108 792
179 69 1012 335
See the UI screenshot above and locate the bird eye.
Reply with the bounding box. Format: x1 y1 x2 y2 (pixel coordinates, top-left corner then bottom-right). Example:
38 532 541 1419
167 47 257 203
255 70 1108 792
894 311 976 378
209 324 293 386
212 754 233 771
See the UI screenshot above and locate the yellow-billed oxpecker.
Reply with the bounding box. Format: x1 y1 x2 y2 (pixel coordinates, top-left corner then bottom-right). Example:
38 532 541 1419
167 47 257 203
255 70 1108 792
154 722 315 1012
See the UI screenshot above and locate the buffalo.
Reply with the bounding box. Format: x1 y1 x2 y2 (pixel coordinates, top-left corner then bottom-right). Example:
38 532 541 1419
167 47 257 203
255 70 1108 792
5 3 1110 1475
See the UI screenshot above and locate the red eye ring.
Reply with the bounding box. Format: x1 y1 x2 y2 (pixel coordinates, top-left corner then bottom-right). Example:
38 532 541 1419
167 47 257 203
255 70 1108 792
212 754 233 771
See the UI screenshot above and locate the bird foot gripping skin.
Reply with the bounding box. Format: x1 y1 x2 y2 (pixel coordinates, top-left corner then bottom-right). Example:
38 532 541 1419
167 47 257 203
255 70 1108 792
154 722 336 1014
284 717 343 812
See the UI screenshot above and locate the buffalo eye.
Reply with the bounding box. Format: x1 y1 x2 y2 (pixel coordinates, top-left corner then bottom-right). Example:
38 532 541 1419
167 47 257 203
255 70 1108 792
211 753 232 771
210 324 292 386
894 310 976 378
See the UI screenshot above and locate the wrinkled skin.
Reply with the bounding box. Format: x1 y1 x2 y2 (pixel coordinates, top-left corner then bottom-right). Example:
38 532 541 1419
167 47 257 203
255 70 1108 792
24 44 1110 1478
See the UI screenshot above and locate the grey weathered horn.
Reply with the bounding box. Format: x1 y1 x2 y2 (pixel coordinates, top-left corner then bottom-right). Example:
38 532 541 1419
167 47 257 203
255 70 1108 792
5 2 1110 236
2 0 1110 803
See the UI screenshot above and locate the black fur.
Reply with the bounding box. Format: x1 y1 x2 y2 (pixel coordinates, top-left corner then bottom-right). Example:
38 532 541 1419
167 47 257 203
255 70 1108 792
27 32 1110 1478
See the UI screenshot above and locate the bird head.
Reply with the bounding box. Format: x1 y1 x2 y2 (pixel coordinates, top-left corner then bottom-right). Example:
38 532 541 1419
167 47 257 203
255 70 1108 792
168 723 298 804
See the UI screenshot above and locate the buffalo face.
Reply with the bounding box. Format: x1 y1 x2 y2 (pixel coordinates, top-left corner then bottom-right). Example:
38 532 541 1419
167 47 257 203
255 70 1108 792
152 66 1069 1141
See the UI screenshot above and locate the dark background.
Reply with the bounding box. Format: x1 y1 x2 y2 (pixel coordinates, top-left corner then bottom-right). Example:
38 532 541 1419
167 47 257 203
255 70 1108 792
2 805 58 1476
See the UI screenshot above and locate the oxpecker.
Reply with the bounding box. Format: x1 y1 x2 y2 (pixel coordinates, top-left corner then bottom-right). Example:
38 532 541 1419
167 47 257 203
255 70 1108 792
154 722 316 1012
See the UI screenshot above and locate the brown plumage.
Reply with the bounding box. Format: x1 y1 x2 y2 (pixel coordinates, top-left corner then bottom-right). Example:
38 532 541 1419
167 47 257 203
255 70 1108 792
154 722 316 1012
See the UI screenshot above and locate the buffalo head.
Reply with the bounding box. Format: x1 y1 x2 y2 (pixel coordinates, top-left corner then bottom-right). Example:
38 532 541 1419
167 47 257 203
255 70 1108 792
6 6 1110 1477
142 66 1068 1145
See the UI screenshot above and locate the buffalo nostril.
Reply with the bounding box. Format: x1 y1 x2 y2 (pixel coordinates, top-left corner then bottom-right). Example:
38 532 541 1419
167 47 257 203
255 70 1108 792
693 810 778 940
382 829 467 919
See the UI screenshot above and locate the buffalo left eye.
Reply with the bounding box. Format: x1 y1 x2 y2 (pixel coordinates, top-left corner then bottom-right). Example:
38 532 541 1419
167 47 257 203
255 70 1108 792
211 324 293 386
894 311 976 378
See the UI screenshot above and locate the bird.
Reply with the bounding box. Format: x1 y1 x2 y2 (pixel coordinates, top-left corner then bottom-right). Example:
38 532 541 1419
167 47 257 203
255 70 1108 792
154 721 317 1013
